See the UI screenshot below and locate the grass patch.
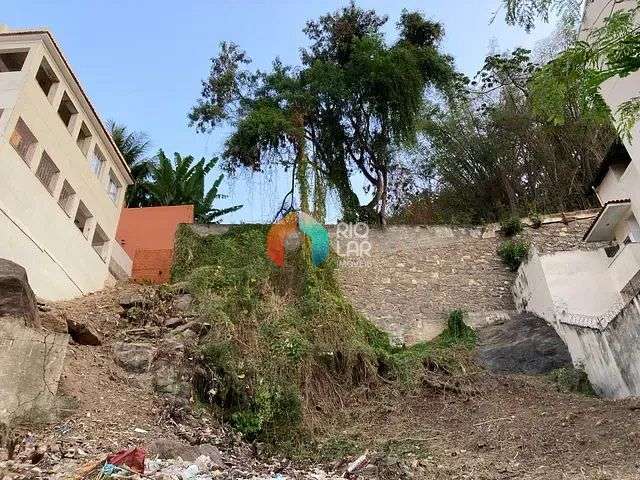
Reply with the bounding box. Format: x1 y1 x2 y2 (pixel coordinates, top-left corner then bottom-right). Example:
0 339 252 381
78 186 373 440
548 367 595 396
497 240 530 271
172 225 476 448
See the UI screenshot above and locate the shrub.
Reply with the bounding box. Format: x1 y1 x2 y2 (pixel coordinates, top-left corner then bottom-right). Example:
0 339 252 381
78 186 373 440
500 216 524 236
440 309 476 348
173 225 478 447
548 367 595 396
497 240 530 271
529 213 542 229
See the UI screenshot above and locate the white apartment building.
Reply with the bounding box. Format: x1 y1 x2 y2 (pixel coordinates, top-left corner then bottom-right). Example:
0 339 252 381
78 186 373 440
0 27 133 300
513 0 640 397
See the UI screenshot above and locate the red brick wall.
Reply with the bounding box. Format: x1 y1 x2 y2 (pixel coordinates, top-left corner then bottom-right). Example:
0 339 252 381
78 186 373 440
116 205 194 283
132 249 174 284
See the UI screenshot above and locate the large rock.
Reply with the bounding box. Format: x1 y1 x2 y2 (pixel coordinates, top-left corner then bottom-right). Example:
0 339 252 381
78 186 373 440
147 439 224 465
475 312 572 374
152 339 190 397
40 311 68 334
0 259 38 327
113 342 156 373
118 292 150 310
66 318 102 346
172 294 193 314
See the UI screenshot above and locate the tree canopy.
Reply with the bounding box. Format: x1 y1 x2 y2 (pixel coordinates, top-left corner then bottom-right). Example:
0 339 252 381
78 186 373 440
148 151 242 223
108 121 154 207
190 3 461 224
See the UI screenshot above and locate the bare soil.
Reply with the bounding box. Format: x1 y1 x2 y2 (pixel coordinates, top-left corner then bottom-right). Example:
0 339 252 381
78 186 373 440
9 286 640 479
320 374 640 479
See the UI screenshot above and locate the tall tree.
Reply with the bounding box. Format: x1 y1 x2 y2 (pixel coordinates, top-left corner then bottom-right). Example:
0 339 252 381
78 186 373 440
396 47 614 225
189 4 460 224
501 0 582 31
147 150 242 223
108 121 154 207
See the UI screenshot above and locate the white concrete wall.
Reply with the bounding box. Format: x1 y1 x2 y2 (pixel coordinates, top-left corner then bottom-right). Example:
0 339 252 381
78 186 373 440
513 248 557 324
0 34 131 299
609 242 640 292
513 247 640 398
555 296 640 399
582 0 640 223
542 249 622 320
109 240 133 280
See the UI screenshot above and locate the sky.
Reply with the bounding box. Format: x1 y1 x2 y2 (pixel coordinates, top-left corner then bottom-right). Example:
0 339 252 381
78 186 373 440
3 0 556 223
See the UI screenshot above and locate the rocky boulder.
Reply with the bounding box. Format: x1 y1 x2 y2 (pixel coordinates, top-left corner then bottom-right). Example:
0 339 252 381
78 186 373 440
475 312 572 374
172 294 193 314
0 259 38 327
66 318 102 345
147 439 224 465
40 311 68 334
152 338 191 397
112 342 156 373
118 292 150 310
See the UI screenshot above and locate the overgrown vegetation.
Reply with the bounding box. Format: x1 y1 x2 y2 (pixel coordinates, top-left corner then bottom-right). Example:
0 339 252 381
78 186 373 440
498 240 530 271
172 225 476 446
548 367 595 396
500 216 524 237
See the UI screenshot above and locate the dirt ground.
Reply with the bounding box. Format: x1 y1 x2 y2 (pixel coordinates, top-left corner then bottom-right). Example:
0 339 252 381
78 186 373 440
9 285 640 479
323 374 640 479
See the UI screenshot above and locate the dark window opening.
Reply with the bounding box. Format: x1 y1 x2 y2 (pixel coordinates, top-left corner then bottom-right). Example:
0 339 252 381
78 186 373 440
74 201 93 238
0 50 28 72
58 180 76 216
35 57 58 98
35 152 60 194
57 92 78 130
76 122 92 156
92 224 109 261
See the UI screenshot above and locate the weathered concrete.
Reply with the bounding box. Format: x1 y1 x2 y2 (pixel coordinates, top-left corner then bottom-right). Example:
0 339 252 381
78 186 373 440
555 295 640 398
0 318 68 424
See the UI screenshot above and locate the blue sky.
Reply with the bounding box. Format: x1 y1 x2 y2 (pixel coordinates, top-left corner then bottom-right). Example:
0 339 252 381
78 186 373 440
3 0 555 223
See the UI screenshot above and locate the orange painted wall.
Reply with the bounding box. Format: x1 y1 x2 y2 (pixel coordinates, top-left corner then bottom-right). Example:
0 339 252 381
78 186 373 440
116 205 194 283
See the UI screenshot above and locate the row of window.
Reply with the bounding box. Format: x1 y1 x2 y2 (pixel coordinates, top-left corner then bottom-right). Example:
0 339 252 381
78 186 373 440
9 117 110 261
0 48 123 203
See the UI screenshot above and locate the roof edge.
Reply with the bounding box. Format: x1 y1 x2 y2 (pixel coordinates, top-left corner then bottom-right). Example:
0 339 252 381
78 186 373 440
0 29 133 185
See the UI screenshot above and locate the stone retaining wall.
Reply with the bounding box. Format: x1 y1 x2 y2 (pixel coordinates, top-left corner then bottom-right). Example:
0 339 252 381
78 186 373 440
188 209 602 344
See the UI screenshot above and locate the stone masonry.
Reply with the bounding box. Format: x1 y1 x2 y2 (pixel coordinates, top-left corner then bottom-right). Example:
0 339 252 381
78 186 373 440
188 210 602 344
335 211 602 344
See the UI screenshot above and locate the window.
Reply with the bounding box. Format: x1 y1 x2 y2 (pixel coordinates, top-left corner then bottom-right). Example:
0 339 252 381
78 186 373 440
0 49 28 72
76 122 92 156
35 57 59 99
58 180 76 216
90 146 105 177
9 118 38 164
57 92 78 131
74 201 93 238
35 153 60 194
91 224 109 261
107 171 121 203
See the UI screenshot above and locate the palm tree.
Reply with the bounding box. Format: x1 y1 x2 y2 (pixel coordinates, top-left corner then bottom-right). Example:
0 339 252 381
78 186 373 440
148 150 242 222
107 121 154 207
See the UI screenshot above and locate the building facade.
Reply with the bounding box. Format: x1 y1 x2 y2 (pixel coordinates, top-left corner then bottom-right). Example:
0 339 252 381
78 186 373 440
0 27 133 300
512 0 640 397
